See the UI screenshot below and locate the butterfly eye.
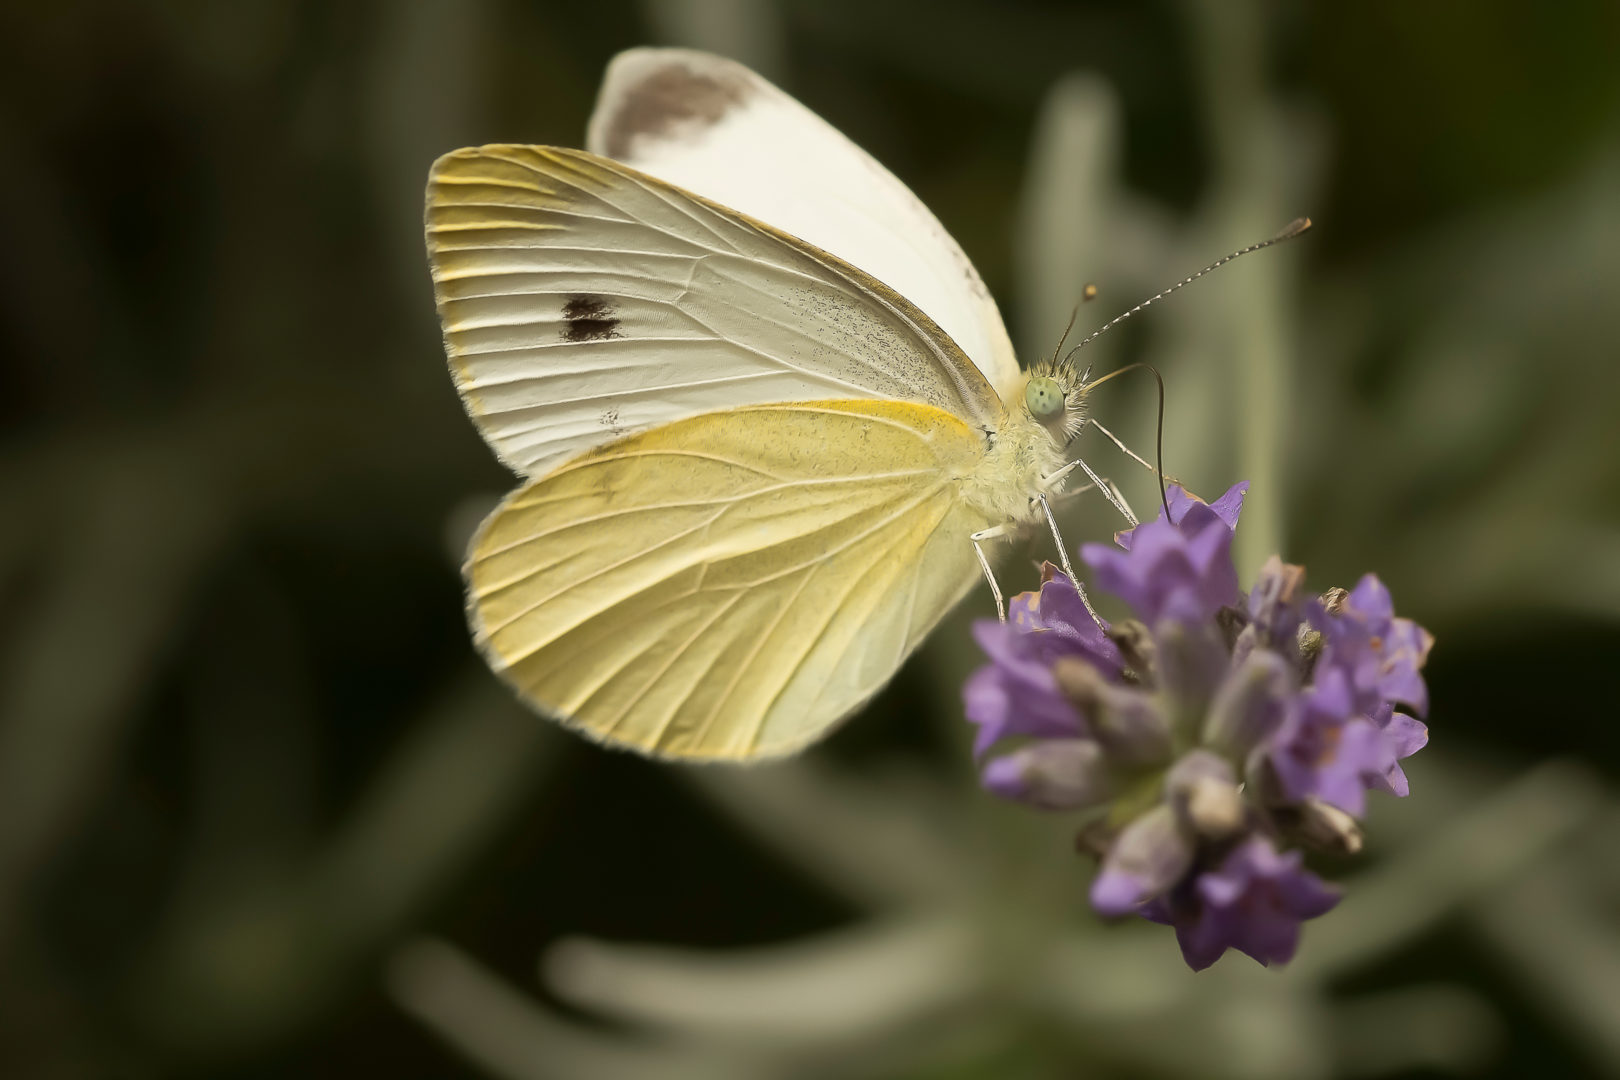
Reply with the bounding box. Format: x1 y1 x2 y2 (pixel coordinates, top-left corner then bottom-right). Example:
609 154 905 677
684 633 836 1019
1025 376 1066 422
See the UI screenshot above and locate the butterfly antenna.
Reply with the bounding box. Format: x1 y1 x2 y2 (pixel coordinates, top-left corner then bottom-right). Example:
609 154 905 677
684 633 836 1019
1046 283 1100 366
1063 217 1311 365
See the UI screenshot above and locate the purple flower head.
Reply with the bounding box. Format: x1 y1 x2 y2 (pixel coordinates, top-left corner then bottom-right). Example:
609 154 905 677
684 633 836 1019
1081 483 1248 625
961 478 1431 971
1144 836 1340 971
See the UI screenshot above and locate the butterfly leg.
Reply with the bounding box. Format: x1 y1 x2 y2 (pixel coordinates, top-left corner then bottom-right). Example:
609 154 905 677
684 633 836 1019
969 524 1014 622
1046 476 1134 522
1033 492 1106 632
970 509 1106 630
1043 456 1138 528
1109 478 1138 523
1048 480 1096 506
1074 457 1139 528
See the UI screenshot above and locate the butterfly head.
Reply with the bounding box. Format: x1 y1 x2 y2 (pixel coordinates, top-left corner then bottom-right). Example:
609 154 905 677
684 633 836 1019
1020 356 1088 442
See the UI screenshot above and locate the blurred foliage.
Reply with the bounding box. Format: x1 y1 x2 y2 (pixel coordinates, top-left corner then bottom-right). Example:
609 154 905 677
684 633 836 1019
1 1 1619 1078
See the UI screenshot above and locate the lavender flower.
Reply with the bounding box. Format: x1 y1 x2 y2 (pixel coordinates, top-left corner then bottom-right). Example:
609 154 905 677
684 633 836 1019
1143 836 1340 971
965 482 1433 971
1081 483 1246 624
964 567 1120 755
1268 667 1393 817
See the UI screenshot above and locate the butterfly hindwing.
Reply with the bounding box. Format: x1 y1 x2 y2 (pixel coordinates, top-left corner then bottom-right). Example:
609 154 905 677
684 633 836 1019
465 398 991 760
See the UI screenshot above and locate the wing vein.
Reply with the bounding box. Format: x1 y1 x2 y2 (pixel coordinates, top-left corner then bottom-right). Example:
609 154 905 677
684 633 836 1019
478 465 935 570
744 489 947 754
686 565 819 754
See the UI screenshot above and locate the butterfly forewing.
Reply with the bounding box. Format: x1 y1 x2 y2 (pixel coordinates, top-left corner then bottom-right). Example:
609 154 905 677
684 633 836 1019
587 47 1022 400
427 145 1003 477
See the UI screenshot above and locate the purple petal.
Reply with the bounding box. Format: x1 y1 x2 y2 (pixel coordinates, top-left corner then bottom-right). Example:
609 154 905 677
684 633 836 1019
1383 710 1430 760
1347 573 1394 623
1162 484 1202 526
1369 761 1409 798
1270 858 1342 920
1008 588 1043 631
1083 487 1242 626
1207 482 1250 529
1183 517 1240 612
1173 913 1233 972
964 622 1086 755
1034 569 1121 668
1090 868 1152 917
1168 837 1340 970
1269 674 1396 817
1364 710 1427 798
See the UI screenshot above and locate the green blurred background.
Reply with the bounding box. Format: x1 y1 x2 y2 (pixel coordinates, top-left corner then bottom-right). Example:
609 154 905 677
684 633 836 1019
4 1 1620 1077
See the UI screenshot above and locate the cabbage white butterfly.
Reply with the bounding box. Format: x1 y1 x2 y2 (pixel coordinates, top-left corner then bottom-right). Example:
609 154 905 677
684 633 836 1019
427 49 1216 760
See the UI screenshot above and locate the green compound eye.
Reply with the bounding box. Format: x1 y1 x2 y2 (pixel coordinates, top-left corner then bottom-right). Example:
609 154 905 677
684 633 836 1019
1025 376 1066 422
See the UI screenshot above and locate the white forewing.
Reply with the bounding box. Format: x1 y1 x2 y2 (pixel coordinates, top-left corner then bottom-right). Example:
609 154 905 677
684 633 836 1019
587 47 1022 400
426 145 1002 476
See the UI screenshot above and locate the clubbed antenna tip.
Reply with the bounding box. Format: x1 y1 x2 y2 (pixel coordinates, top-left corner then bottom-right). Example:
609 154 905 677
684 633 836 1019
1274 216 1312 241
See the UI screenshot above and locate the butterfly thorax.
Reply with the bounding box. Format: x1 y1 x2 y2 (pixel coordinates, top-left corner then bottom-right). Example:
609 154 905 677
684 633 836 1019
960 405 1071 527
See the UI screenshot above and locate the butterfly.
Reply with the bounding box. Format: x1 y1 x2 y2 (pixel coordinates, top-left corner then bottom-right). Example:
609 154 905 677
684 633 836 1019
426 48 1121 762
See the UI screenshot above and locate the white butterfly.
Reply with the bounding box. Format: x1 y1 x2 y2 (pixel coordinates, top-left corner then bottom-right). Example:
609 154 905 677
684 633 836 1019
427 48 1129 761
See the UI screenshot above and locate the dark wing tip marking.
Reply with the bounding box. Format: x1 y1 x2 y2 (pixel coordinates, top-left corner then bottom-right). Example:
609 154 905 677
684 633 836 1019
599 61 754 159
561 294 623 342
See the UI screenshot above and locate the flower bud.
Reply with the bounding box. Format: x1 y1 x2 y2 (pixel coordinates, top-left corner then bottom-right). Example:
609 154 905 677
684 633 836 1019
1166 751 1246 840
1203 650 1291 761
1279 797 1364 856
1153 619 1230 712
1089 804 1193 917
1247 557 1307 642
1053 657 1171 766
1185 778 1246 840
1106 619 1157 684
982 739 1114 810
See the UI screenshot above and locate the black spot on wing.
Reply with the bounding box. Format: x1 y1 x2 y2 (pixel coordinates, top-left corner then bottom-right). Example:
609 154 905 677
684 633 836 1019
600 63 753 159
562 294 622 342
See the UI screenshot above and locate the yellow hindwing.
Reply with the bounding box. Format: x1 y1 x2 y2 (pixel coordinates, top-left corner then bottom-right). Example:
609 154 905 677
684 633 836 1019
466 399 993 760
